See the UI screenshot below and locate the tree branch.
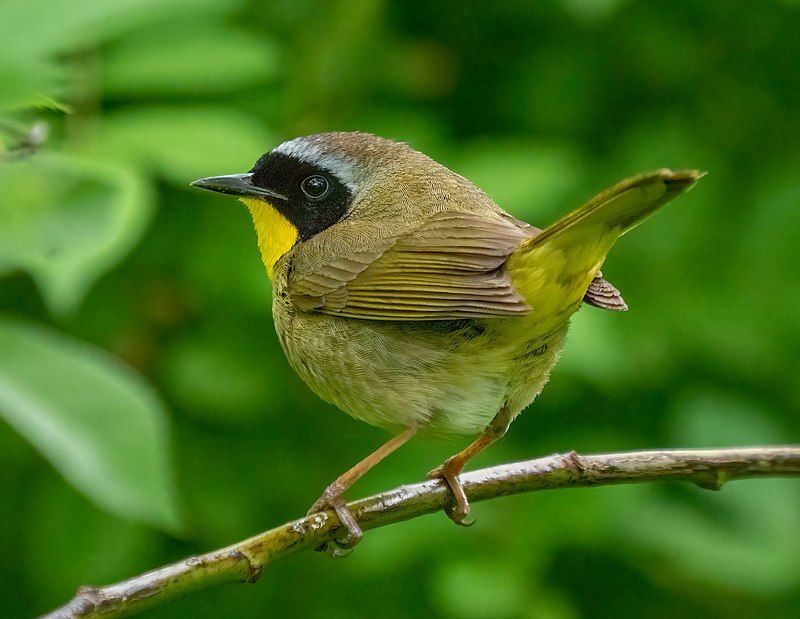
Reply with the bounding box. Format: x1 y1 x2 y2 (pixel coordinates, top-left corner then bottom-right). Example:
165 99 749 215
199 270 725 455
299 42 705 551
44 446 800 618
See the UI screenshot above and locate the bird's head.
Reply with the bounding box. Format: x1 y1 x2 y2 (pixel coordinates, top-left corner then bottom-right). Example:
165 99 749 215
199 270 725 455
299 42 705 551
191 132 425 276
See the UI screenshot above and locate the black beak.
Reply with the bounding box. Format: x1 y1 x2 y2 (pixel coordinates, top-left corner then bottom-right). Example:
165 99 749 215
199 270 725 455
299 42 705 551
190 173 287 201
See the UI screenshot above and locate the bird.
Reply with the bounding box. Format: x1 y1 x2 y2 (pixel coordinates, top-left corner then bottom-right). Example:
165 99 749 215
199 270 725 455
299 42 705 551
192 131 702 553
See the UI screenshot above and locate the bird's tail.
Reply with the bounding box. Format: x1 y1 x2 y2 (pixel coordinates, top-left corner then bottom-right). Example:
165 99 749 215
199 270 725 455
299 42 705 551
506 169 704 316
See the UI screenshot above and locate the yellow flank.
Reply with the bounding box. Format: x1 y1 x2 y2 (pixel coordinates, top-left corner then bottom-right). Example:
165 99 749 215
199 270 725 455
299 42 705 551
506 192 620 327
241 197 299 278
507 240 603 333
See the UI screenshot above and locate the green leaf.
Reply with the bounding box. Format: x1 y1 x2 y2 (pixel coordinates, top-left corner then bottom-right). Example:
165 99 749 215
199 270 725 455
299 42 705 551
94 106 274 183
0 0 244 110
0 319 180 532
0 153 153 315
102 20 279 97
0 0 243 59
0 57 63 111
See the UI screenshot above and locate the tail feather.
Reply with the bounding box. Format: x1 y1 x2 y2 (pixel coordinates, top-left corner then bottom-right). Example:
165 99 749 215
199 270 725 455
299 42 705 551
523 169 703 253
583 272 628 311
507 169 704 314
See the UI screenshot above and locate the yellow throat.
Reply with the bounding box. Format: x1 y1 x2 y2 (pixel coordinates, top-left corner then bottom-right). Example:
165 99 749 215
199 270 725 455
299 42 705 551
241 197 298 278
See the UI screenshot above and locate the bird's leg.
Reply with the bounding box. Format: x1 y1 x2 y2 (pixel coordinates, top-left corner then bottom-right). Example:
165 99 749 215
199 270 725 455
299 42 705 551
427 406 511 525
307 426 417 555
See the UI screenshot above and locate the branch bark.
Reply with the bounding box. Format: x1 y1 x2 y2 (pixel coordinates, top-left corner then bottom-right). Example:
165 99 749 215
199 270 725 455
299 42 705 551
44 446 800 618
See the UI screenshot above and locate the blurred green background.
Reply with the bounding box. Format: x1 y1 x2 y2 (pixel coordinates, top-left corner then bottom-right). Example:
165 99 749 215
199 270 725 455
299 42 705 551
1 0 799 617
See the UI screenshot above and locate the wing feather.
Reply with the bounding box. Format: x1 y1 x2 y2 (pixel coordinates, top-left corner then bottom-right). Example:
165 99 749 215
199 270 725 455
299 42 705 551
288 211 534 320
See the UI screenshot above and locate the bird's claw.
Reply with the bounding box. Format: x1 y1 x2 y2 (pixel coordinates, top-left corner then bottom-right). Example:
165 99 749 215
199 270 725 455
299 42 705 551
307 493 362 556
444 503 476 527
427 461 475 526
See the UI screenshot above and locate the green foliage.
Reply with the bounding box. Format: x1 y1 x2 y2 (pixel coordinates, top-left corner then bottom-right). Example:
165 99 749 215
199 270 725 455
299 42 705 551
454 141 585 221
0 320 179 532
624 396 800 594
92 107 274 183
0 155 151 314
101 20 279 97
0 0 799 617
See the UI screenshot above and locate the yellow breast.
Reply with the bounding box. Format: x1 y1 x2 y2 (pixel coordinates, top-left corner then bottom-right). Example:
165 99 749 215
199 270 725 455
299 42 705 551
241 198 299 278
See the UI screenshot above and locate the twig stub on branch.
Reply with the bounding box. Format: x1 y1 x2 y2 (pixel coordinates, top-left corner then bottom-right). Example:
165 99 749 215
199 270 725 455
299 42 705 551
43 446 800 619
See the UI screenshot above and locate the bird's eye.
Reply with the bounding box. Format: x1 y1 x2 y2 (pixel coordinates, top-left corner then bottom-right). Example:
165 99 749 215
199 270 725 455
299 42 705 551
300 175 330 201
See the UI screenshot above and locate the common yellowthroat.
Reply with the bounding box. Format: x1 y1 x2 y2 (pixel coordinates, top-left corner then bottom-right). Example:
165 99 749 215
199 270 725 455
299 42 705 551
192 132 701 552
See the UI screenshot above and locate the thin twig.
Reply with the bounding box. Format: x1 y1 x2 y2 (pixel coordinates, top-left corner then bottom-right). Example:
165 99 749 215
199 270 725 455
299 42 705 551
43 446 800 618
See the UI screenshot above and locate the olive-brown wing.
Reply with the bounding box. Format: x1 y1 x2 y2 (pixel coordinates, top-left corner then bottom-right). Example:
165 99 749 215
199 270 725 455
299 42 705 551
288 211 535 320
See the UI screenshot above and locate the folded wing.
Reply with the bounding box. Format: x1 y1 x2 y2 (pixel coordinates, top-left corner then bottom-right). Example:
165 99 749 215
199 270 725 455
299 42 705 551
289 211 535 320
